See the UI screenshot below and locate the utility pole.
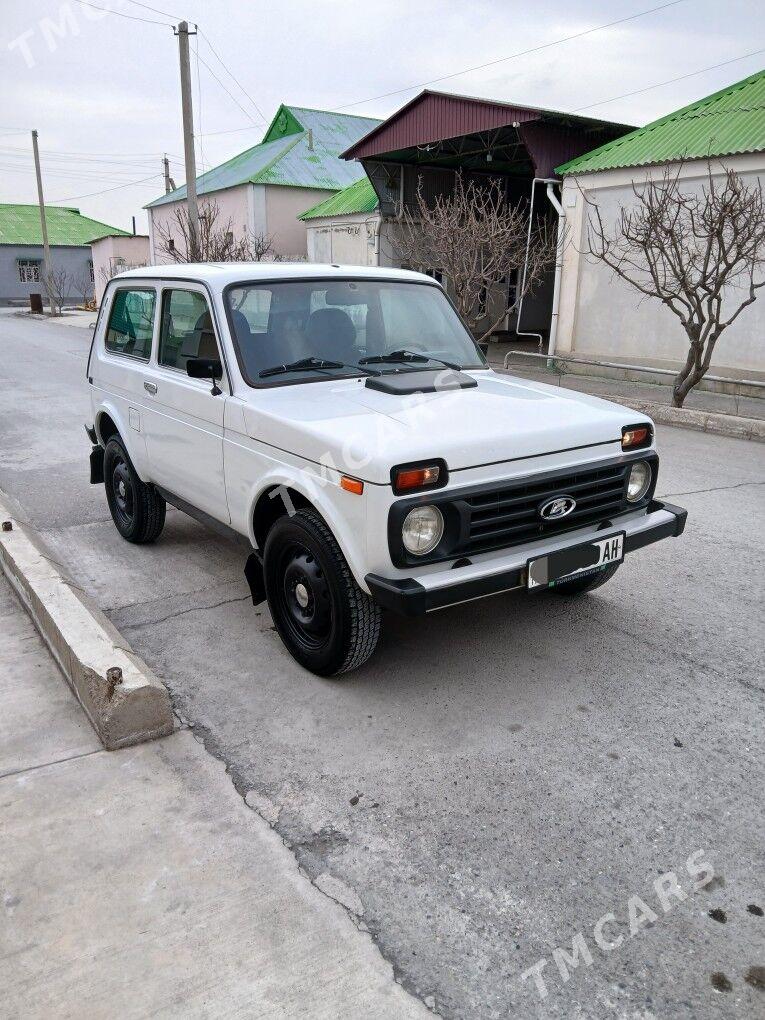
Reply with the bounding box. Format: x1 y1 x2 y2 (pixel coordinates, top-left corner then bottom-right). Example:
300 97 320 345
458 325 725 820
162 154 176 194
31 130 52 313
175 21 199 259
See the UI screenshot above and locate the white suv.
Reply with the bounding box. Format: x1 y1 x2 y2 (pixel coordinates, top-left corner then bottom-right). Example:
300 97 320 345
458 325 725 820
86 264 687 675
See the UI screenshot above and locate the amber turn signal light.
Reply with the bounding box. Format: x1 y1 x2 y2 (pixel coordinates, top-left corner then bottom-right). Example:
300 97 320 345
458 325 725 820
393 465 440 494
340 475 364 495
622 425 651 450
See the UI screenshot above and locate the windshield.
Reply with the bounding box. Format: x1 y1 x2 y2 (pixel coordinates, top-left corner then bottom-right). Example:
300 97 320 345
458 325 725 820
225 279 486 386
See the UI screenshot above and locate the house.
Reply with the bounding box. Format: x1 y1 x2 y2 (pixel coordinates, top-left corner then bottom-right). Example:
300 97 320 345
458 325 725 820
339 90 634 337
90 233 150 305
146 105 380 262
0 204 128 306
554 69 765 378
300 176 381 265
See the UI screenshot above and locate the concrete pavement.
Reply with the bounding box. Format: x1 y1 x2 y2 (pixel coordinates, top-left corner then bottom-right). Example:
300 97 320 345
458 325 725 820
0 574 433 1019
1 313 763 1018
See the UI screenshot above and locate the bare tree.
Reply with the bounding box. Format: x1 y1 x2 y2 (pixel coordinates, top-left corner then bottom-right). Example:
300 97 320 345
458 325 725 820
584 164 765 407
393 172 557 340
154 200 278 263
43 266 72 315
73 271 95 308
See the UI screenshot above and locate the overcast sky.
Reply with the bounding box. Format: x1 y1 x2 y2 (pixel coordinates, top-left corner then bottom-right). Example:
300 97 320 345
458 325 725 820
1 0 762 231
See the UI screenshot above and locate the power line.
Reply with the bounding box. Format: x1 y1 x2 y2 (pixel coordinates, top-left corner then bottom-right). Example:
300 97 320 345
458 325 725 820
194 49 262 126
71 0 173 27
336 0 688 110
49 173 163 203
198 29 267 122
124 0 182 19
574 48 765 111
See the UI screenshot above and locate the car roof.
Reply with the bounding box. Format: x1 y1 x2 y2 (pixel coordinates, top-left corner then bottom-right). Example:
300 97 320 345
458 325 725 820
114 262 435 287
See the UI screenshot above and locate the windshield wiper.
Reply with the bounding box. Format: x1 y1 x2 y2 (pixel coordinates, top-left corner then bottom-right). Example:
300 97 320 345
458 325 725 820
359 348 463 371
259 356 379 379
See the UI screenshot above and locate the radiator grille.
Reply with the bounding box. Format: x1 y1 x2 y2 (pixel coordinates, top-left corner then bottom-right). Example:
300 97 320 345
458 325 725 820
463 462 631 555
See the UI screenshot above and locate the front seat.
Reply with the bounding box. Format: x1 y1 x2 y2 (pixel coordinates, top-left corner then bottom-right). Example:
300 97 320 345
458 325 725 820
178 310 219 369
305 308 357 363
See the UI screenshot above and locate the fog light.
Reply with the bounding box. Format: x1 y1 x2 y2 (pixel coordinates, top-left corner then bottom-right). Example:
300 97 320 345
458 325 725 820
627 461 652 502
402 505 444 555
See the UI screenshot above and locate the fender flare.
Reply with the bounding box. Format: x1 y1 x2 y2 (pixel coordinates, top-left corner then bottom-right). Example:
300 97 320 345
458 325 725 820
247 467 368 591
95 400 151 482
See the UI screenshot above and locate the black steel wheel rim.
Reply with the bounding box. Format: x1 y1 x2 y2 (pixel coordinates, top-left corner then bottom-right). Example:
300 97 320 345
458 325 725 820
111 457 134 529
275 541 333 651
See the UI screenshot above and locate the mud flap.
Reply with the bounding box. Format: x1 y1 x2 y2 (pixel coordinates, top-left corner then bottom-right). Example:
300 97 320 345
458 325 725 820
244 551 266 606
89 445 104 484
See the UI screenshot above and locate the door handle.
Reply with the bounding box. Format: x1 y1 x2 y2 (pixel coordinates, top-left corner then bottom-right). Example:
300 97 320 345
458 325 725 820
144 381 158 395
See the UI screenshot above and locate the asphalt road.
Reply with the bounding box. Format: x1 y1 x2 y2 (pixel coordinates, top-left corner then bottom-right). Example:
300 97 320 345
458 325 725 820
2 311 764 1019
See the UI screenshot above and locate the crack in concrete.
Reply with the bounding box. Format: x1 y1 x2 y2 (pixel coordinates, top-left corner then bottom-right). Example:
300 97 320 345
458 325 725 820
119 594 252 630
658 479 765 499
0 747 104 781
106 577 246 615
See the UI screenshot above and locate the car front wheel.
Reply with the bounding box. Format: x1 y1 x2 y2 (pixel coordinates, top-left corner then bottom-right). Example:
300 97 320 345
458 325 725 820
263 508 381 677
103 437 166 544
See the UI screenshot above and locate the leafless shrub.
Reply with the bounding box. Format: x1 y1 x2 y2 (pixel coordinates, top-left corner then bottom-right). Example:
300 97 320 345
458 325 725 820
584 163 765 407
154 200 279 263
43 266 72 315
393 172 557 339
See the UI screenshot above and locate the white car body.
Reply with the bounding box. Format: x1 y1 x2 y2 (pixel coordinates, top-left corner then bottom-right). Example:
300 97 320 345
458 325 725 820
87 263 686 623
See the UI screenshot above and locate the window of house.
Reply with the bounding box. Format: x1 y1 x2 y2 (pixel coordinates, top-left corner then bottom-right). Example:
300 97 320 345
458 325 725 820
158 289 218 371
425 268 444 285
18 259 41 283
168 238 175 252
105 288 156 360
88 260 94 282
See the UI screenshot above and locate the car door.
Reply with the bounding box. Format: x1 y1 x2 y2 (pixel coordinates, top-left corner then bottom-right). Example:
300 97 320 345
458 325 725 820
140 284 230 523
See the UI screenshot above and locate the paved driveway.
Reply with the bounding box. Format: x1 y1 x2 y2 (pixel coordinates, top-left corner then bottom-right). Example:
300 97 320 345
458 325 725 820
1 313 763 1019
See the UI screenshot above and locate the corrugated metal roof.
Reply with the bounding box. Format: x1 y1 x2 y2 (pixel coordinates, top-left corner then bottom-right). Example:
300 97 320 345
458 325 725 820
341 88 633 162
147 106 380 208
557 69 765 175
299 176 379 220
0 204 128 246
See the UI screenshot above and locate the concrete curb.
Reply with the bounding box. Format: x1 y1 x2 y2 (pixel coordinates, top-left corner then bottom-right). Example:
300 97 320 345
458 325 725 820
599 395 765 442
0 490 174 750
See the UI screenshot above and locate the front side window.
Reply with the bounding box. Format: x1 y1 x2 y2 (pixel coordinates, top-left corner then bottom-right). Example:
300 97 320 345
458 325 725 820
105 288 156 360
226 279 484 386
18 259 41 283
158 289 219 371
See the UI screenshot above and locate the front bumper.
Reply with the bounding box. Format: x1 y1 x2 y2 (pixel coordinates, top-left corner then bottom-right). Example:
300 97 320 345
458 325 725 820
366 499 687 616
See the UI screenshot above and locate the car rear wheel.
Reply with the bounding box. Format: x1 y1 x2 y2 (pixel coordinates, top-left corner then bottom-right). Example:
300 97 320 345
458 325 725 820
547 562 620 596
104 437 166 544
263 508 381 676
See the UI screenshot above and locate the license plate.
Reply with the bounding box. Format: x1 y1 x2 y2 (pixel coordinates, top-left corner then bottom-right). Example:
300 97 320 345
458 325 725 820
527 533 625 589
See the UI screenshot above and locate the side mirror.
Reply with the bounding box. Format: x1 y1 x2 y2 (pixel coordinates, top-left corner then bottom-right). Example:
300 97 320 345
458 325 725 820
186 357 223 396
186 356 222 380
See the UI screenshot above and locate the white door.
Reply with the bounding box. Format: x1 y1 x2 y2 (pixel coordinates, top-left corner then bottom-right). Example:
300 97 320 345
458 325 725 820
141 285 230 523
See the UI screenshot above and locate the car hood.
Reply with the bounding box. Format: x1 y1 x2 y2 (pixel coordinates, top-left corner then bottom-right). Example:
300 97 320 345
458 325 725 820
241 371 644 484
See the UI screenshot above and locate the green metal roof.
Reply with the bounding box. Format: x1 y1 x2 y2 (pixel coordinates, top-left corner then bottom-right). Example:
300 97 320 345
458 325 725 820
299 176 379 220
147 105 381 208
0 204 128 246
557 69 765 175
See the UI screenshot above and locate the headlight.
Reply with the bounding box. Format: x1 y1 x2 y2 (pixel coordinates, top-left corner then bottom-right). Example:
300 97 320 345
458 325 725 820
627 461 652 502
402 505 444 555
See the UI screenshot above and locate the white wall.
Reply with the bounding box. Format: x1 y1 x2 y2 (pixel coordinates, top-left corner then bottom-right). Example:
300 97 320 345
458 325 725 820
557 154 765 377
265 186 334 258
91 234 150 304
306 213 380 265
148 183 331 262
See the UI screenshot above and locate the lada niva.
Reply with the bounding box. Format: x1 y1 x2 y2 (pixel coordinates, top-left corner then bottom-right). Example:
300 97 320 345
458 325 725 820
86 264 687 675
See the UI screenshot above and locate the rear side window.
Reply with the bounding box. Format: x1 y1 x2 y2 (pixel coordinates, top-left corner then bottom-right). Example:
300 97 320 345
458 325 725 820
105 288 156 360
159 289 219 371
